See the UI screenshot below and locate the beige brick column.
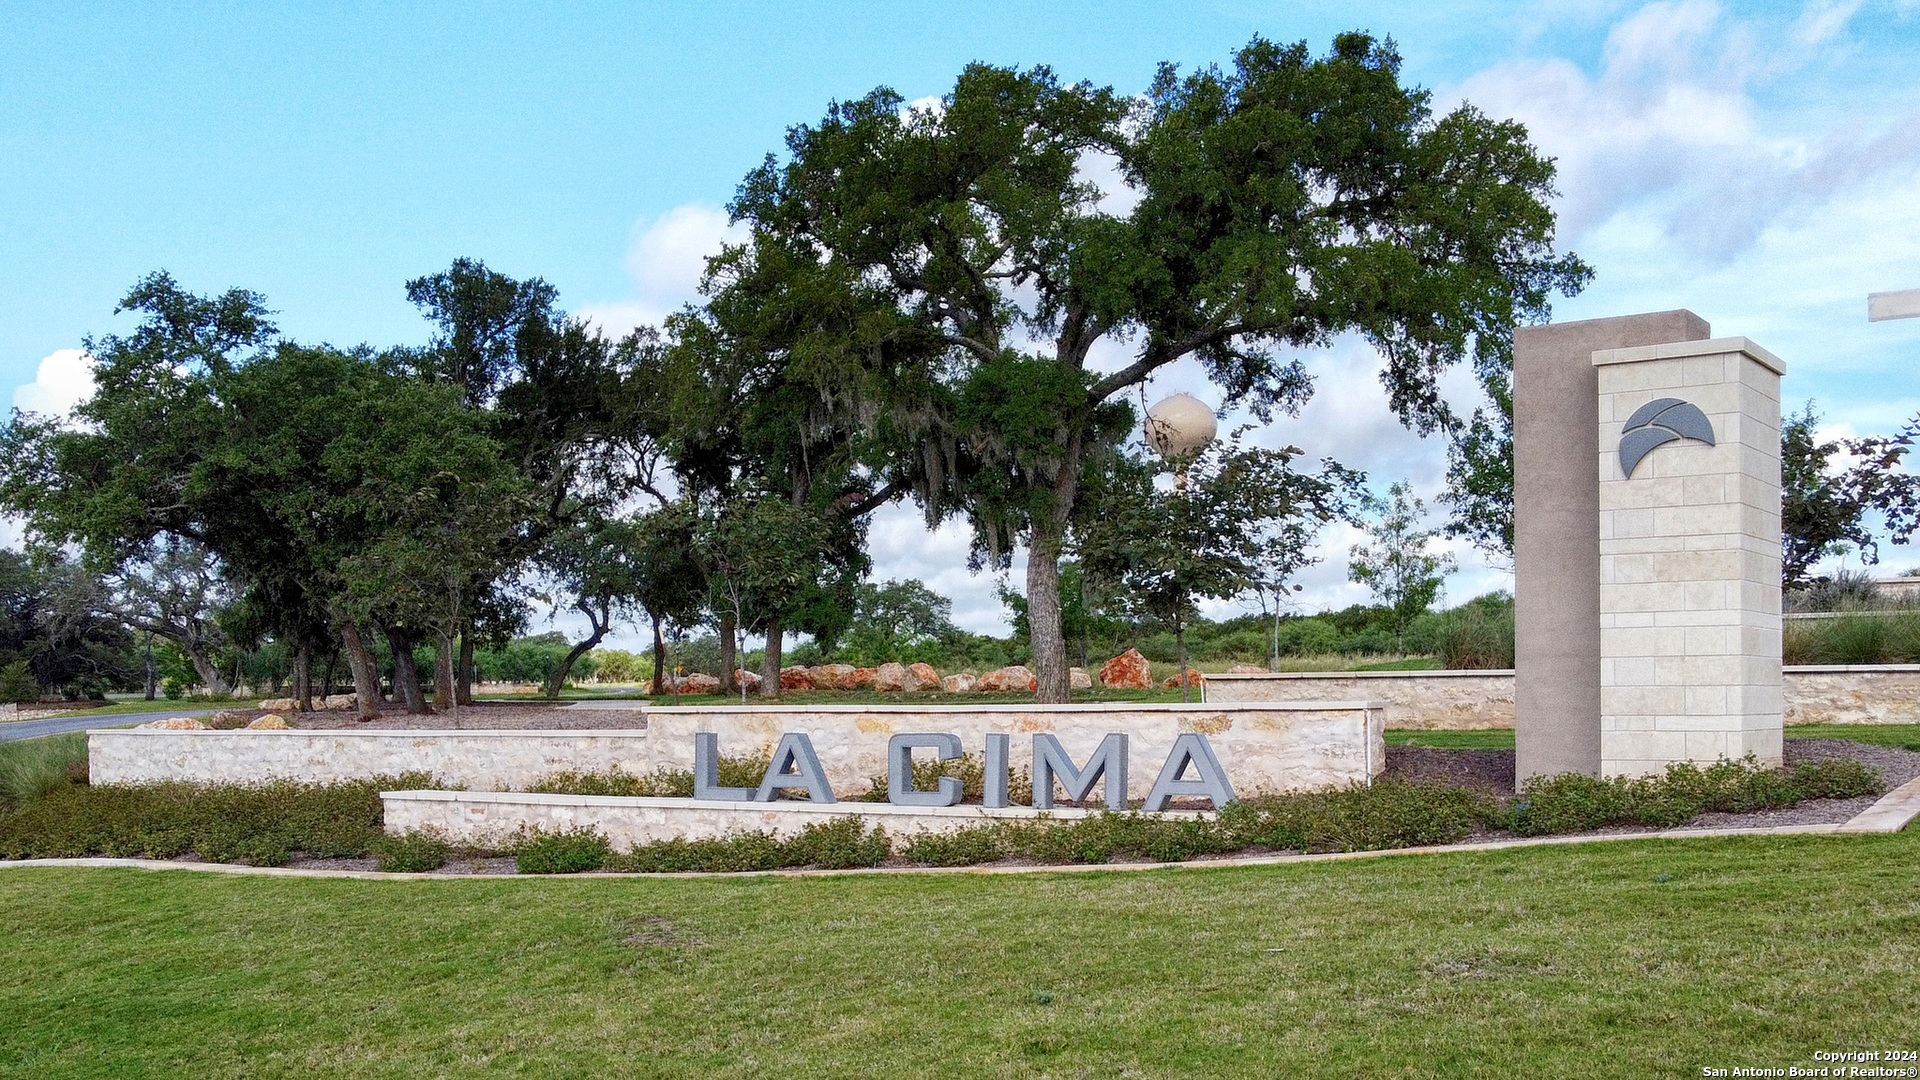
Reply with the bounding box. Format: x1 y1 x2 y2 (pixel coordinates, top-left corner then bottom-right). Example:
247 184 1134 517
1594 338 1784 776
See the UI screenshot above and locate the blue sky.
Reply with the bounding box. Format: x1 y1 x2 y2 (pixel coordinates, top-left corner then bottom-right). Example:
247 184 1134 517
6 0 1920 643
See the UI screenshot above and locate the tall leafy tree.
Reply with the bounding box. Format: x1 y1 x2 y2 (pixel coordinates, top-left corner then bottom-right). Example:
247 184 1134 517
723 33 1587 699
1781 404 1920 588
1080 437 1357 699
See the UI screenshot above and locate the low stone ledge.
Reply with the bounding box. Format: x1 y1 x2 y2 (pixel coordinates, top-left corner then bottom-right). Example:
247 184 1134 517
87 729 658 789
380 790 1211 848
1206 667 1920 728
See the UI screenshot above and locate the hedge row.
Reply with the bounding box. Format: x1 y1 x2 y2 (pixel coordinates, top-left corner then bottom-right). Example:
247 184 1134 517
0 757 1882 872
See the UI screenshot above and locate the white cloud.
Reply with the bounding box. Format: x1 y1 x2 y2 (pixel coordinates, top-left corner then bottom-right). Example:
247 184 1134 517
13 348 95 416
574 203 747 337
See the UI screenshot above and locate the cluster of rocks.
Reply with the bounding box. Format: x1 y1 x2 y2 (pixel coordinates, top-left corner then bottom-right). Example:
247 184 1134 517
647 648 1252 696
136 713 289 730
255 694 357 713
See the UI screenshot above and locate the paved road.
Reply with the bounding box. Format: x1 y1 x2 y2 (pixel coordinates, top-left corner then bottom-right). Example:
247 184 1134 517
0 710 213 742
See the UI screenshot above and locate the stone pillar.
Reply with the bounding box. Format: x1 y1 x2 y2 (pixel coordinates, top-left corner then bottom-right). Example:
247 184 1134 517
1514 311 1710 782
1593 338 1784 775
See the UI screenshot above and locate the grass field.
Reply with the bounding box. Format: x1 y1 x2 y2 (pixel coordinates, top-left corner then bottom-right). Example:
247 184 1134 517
3 831 1918 1078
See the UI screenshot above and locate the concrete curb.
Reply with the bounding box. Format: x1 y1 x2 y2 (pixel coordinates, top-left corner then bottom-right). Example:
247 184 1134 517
1835 775 1920 833
0 821 1869 882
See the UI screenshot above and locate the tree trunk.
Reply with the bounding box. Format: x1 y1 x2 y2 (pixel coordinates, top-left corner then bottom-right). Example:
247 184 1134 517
385 627 431 714
293 641 313 711
434 630 457 710
456 629 475 706
759 616 782 699
546 602 609 699
1175 615 1190 705
1028 433 1083 704
1027 523 1071 703
321 649 337 698
717 614 737 694
143 634 156 701
339 624 382 722
650 615 666 694
184 640 230 697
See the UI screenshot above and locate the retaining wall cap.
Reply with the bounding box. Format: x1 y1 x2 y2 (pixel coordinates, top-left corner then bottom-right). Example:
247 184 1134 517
86 727 659 738
379 789 1211 820
1206 669 1515 680
641 701 1384 713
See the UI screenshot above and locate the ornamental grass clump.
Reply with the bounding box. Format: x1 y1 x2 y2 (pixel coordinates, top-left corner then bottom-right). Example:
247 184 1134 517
0 732 88 808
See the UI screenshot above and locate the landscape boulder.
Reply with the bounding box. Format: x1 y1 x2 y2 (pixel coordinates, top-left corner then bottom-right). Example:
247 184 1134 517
779 666 813 690
205 710 251 730
258 697 304 712
838 666 879 690
321 694 357 711
1097 648 1152 689
137 717 208 730
975 665 1037 693
734 669 762 689
875 661 939 692
1162 668 1206 689
1070 667 1093 689
248 714 289 729
1227 663 1269 674
679 672 722 694
940 673 975 693
808 665 855 690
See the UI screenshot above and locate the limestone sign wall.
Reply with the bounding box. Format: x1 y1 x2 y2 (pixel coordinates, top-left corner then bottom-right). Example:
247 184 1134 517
88 701 1386 797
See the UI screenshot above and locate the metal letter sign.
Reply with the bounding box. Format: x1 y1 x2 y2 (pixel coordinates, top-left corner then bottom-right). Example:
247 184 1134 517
1032 733 1128 811
1141 734 1237 811
693 732 754 801
754 732 837 803
887 733 963 806
1618 397 1715 478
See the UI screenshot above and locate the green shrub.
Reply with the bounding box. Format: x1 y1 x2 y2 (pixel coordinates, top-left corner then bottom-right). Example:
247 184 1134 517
610 832 787 873
528 754 770 798
514 827 612 874
0 773 436 862
1509 757 1884 836
783 817 891 869
857 752 1032 805
370 829 452 873
1234 780 1499 853
901 826 1008 867
0 661 38 704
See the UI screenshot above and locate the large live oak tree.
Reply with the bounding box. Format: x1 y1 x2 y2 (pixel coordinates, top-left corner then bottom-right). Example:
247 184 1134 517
718 33 1588 700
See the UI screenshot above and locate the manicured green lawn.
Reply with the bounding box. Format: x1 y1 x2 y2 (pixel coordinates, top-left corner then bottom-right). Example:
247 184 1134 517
4 832 1918 1078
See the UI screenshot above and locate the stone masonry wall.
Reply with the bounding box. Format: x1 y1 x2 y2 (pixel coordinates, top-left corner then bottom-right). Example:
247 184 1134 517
89 701 1386 799
1209 667 1920 730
